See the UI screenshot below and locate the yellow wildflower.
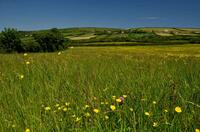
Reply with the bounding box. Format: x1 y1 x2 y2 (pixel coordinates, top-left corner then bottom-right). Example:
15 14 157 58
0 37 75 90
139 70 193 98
145 112 150 116
110 105 116 111
55 104 59 107
58 52 61 55
196 129 200 132
105 101 109 105
45 107 51 111
153 101 156 104
24 53 28 56
26 61 30 65
112 96 116 100
11 124 16 128
84 104 90 109
85 112 90 117
123 95 127 98
72 114 76 118
63 107 67 112
58 107 61 110
65 102 70 106
164 109 168 113
129 108 134 112
105 115 109 120
93 108 100 113
101 102 105 105
19 75 24 80
153 122 158 127
75 117 81 122
25 128 30 132
116 98 122 103
175 106 182 113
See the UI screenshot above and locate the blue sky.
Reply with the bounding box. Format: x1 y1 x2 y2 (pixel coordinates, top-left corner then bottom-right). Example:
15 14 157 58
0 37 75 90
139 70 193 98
0 0 200 31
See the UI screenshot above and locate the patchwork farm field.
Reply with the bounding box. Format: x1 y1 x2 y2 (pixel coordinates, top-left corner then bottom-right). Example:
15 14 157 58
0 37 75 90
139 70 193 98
0 45 200 131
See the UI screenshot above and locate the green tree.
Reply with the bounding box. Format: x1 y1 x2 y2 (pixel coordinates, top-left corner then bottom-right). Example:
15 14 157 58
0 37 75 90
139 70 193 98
0 28 22 53
33 28 66 52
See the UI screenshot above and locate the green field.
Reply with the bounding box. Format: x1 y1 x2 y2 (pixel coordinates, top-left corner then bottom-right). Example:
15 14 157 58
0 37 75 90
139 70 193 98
0 45 200 131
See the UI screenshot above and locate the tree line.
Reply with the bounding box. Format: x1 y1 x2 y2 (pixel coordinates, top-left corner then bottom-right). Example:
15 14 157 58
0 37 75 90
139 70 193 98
0 28 69 53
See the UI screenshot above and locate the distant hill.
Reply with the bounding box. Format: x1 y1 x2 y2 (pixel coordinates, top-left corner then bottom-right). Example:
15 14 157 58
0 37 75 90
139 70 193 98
18 27 200 46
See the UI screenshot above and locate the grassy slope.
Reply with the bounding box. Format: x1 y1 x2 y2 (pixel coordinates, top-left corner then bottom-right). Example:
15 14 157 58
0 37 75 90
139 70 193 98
0 45 200 131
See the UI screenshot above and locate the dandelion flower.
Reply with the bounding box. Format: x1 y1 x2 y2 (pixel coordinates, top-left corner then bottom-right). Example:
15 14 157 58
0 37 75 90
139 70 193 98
58 107 61 110
24 53 28 56
196 129 200 132
93 108 100 113
45 107 51 111
153 101 156 104
110 105 116 111
105 115 109 120
25 128 30 132
153 122 158 127
175 106 182 113
145 112 150 116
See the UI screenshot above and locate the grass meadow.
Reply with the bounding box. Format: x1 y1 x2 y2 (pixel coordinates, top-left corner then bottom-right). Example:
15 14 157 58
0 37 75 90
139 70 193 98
0 45 200 131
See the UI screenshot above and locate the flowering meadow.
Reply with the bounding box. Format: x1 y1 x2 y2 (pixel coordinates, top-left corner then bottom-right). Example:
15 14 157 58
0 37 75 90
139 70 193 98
0 45 200 131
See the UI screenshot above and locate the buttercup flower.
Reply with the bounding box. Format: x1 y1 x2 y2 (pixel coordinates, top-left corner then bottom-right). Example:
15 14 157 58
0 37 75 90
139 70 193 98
25 128 30 132
116 98 122 103
110 105 116 111
145 112 150 116
93 108 100 113
175 106 182 113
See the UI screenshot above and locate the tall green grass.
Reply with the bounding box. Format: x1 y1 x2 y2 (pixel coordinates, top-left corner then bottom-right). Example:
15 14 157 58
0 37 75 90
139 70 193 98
0 46 200 131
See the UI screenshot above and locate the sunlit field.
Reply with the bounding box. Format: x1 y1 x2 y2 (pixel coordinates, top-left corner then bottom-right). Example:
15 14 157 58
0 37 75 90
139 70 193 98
0 45 200 132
